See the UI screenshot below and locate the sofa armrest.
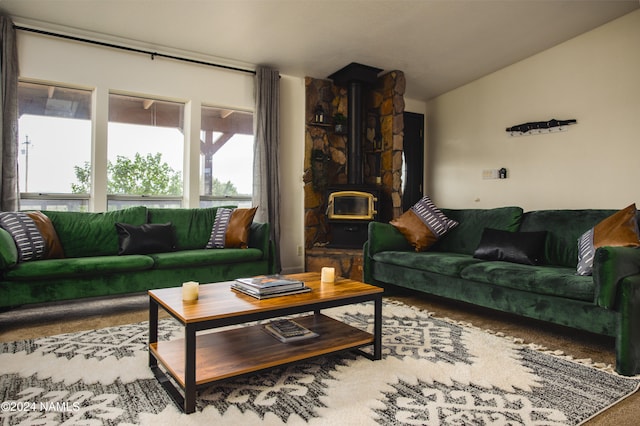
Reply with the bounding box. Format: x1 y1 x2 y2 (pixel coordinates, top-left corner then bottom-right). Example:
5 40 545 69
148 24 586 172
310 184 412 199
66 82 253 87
248 222 270 256
0 228 18 269
593 246 640 309
615 273 640 375
366 222 412 257
363 222 411 285
248 221 277 273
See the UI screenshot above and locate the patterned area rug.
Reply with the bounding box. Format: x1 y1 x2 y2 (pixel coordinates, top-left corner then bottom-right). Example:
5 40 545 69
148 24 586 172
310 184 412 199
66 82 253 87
1 300 638 425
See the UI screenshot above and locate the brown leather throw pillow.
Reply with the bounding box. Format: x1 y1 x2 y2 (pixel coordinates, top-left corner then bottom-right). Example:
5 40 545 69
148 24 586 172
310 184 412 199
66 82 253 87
26 211 65 259
390 196 458 252
225 207 258 248
390 210 439 252
577 203 640 275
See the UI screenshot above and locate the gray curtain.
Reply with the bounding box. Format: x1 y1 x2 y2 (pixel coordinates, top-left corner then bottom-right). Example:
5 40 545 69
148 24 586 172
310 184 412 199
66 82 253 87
0 15 19 211
252 66 281 271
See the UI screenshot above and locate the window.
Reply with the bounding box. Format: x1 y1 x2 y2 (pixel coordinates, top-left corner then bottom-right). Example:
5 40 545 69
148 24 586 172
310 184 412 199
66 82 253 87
107 93 184 210
17 81 92 211
200 106 253 208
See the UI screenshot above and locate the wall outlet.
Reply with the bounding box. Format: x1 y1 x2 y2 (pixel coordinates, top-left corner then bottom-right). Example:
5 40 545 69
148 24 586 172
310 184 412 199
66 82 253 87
297 245 303 256
482 169 499 179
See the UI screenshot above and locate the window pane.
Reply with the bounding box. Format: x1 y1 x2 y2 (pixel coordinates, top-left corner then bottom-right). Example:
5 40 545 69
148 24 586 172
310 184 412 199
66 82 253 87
106 197 182 211
18 194 89 212
18 82 92 196
199 199 253 209
200 106 253 198
108 94 184 202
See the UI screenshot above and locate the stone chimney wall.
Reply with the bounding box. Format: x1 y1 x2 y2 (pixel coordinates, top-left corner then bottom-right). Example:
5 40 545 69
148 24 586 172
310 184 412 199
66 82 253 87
367 71 405 220
303 71 405 249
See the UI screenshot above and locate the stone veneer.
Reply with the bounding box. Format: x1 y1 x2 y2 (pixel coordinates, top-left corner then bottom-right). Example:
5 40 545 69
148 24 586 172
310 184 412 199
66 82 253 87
305 248 364 282
303 71 405 249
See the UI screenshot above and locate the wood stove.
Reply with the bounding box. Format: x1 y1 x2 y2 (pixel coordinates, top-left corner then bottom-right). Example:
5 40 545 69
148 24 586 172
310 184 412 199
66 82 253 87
327 190 377 221
326 63 384 249
326 186 379 248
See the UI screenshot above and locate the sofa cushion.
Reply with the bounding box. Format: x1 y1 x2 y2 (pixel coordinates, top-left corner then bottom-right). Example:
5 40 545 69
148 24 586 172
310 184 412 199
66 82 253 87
459 261 595 302
0 212 46 262
390 196 458 252
0 228 18 269
367 222 413 256
248 222 271 256
149 248 264 269
519 209 637 268
577 204 640 276
116 222 176 255
147 207 228 250
434 207 524 255
4 254 154 280
473 228 547 265
44 206 148 258
372 251 484 277
206 207 257 249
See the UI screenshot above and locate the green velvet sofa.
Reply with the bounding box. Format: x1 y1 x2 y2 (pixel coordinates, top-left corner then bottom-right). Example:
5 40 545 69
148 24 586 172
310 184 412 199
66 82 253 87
0 206 275 309
364 206 640 376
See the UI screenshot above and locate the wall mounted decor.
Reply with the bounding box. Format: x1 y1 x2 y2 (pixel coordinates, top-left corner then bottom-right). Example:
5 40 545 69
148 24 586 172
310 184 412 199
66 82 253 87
506 118 577 136
313 103 327 124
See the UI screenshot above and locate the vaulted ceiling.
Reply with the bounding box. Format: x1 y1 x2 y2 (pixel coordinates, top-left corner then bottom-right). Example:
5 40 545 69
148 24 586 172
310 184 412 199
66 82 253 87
1 0 637 100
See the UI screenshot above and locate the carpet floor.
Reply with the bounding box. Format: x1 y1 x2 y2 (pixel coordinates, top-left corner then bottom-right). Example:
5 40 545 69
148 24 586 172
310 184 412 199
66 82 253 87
1 289 639 425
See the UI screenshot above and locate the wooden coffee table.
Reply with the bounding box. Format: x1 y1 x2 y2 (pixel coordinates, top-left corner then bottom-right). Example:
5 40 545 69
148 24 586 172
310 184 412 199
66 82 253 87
148 272 383 413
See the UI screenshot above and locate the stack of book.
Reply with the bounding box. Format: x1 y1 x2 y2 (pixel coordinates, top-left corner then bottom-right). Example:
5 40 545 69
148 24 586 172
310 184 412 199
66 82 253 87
263 319 319 343
231 274 311 299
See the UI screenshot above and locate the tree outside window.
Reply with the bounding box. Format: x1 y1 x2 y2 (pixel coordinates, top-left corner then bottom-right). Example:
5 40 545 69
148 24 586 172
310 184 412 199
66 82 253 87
106 93 184 209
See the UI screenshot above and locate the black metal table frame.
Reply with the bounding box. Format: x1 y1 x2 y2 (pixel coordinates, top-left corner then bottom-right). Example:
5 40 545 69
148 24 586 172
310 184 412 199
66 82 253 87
148 292 383 414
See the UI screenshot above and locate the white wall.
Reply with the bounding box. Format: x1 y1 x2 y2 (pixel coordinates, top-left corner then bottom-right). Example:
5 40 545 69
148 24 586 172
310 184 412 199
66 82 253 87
16 28 307 273
426 10 640 211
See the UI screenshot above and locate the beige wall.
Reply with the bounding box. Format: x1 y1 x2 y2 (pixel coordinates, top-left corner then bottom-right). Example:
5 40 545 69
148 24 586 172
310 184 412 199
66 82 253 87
426 10 640 211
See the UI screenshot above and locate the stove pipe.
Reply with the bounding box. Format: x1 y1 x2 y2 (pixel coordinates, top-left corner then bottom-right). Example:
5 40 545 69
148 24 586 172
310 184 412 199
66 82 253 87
329 63 382 185
346 80 363 185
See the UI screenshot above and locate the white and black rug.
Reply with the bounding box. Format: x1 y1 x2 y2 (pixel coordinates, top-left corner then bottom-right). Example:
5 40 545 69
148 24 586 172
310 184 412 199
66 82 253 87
1 300 638 425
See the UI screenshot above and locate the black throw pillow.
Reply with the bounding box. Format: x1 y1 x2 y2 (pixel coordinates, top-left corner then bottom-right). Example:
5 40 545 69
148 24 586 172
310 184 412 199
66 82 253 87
115 222 176 255
473 228 547 265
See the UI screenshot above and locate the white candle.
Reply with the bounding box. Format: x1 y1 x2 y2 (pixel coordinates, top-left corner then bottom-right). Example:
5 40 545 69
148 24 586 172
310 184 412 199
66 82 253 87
182 281 199 301
321 267 335 283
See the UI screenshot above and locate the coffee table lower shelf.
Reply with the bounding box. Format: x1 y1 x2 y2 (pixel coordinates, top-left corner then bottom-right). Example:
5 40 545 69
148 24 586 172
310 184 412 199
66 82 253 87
149 313 374 391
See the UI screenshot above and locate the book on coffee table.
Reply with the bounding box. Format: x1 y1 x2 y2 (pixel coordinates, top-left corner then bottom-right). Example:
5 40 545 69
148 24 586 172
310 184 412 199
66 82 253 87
235 274 304 290
263 319 319 343
232 274 309 299
230 283 311 299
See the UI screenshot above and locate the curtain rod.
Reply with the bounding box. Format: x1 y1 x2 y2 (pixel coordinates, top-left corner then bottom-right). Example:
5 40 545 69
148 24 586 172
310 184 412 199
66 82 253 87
14 25 257 75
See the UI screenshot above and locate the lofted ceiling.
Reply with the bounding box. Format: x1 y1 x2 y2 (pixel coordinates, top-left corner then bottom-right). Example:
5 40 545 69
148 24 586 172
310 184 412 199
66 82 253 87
0 0 638 100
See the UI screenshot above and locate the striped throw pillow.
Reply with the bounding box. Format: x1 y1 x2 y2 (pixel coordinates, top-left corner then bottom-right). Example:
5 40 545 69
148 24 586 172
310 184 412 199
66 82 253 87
0 212 46 262
411 196 459 239
206 208 234 249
